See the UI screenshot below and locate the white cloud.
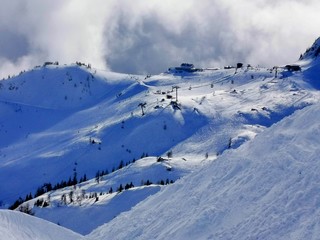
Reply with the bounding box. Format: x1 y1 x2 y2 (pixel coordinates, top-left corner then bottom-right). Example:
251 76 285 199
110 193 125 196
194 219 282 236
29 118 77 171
1 0 320 78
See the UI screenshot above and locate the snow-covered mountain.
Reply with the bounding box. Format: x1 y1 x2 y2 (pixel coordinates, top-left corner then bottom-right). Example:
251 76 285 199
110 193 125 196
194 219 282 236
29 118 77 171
1 38 320 239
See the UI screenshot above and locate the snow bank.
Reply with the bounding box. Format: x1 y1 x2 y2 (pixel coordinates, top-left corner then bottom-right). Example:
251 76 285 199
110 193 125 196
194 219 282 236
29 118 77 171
87 103 320 240
0 210 83 240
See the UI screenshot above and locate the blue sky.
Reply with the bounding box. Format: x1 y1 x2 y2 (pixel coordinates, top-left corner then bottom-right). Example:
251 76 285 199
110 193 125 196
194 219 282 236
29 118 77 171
0 0 320 78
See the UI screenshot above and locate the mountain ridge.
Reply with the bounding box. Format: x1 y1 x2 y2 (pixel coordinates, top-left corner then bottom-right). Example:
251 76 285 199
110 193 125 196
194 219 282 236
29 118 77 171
300 37 320 60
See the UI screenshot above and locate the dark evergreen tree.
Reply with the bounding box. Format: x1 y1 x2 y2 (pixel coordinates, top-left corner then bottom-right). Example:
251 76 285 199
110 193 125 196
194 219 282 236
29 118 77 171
145 180 152 186
69 191 74 203
61 180 67 188
67 177 73 186
95 171 100 183
118 160 124 170
35 186 45 197
9 197 23 210
44 183 52 192
228 138 232 149
34 198 44 207
18 204 34 215
72 172 78 185
43 201 49 207
117 184 123 192
25 193 33 201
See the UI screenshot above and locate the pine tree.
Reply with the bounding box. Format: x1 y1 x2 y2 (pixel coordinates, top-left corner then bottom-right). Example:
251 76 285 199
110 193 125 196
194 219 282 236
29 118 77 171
95 171 100 183
118 160 124 170
69 191 74 203
67 177 73 186
61 194 67 205
18 203 34 215
9 197 24 210
117 184 123 192
72 172 78 185
25 193 33 201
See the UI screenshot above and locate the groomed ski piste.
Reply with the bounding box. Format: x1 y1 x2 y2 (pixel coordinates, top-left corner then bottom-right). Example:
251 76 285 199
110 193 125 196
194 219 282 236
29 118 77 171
1 38 320 239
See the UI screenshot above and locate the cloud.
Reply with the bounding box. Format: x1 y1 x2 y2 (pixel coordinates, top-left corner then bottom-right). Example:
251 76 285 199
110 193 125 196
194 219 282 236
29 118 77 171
0 0 110 78
1 0 320 78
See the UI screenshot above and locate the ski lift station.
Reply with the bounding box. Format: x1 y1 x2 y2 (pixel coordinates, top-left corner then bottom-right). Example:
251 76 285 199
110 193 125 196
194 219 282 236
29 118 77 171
168 63 203 73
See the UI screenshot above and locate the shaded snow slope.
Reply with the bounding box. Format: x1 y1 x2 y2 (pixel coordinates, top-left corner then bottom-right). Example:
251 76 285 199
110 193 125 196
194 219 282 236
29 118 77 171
0 210 83 240
301 60 320 90
87 103 320 240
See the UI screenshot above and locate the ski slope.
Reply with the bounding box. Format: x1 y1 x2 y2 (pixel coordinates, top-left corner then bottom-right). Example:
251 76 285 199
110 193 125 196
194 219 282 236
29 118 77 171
1 38 320 238
87 98 320 240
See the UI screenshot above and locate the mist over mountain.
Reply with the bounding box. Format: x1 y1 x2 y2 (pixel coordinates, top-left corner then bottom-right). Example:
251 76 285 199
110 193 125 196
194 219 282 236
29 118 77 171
1 1 320 79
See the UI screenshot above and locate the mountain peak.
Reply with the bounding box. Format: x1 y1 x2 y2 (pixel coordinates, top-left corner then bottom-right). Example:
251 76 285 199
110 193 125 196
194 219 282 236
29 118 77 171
300 37 320 60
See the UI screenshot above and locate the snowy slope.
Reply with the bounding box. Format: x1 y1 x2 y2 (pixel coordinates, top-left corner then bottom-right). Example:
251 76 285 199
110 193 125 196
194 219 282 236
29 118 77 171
33 185 162 235
1 58 320 234
86 100 320 240
1 37 320 237
0 210 83 240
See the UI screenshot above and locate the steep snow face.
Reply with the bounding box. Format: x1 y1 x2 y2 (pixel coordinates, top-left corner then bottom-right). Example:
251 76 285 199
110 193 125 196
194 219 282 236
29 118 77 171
0 210 83 240
300 37 320 60
87 103 320 240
